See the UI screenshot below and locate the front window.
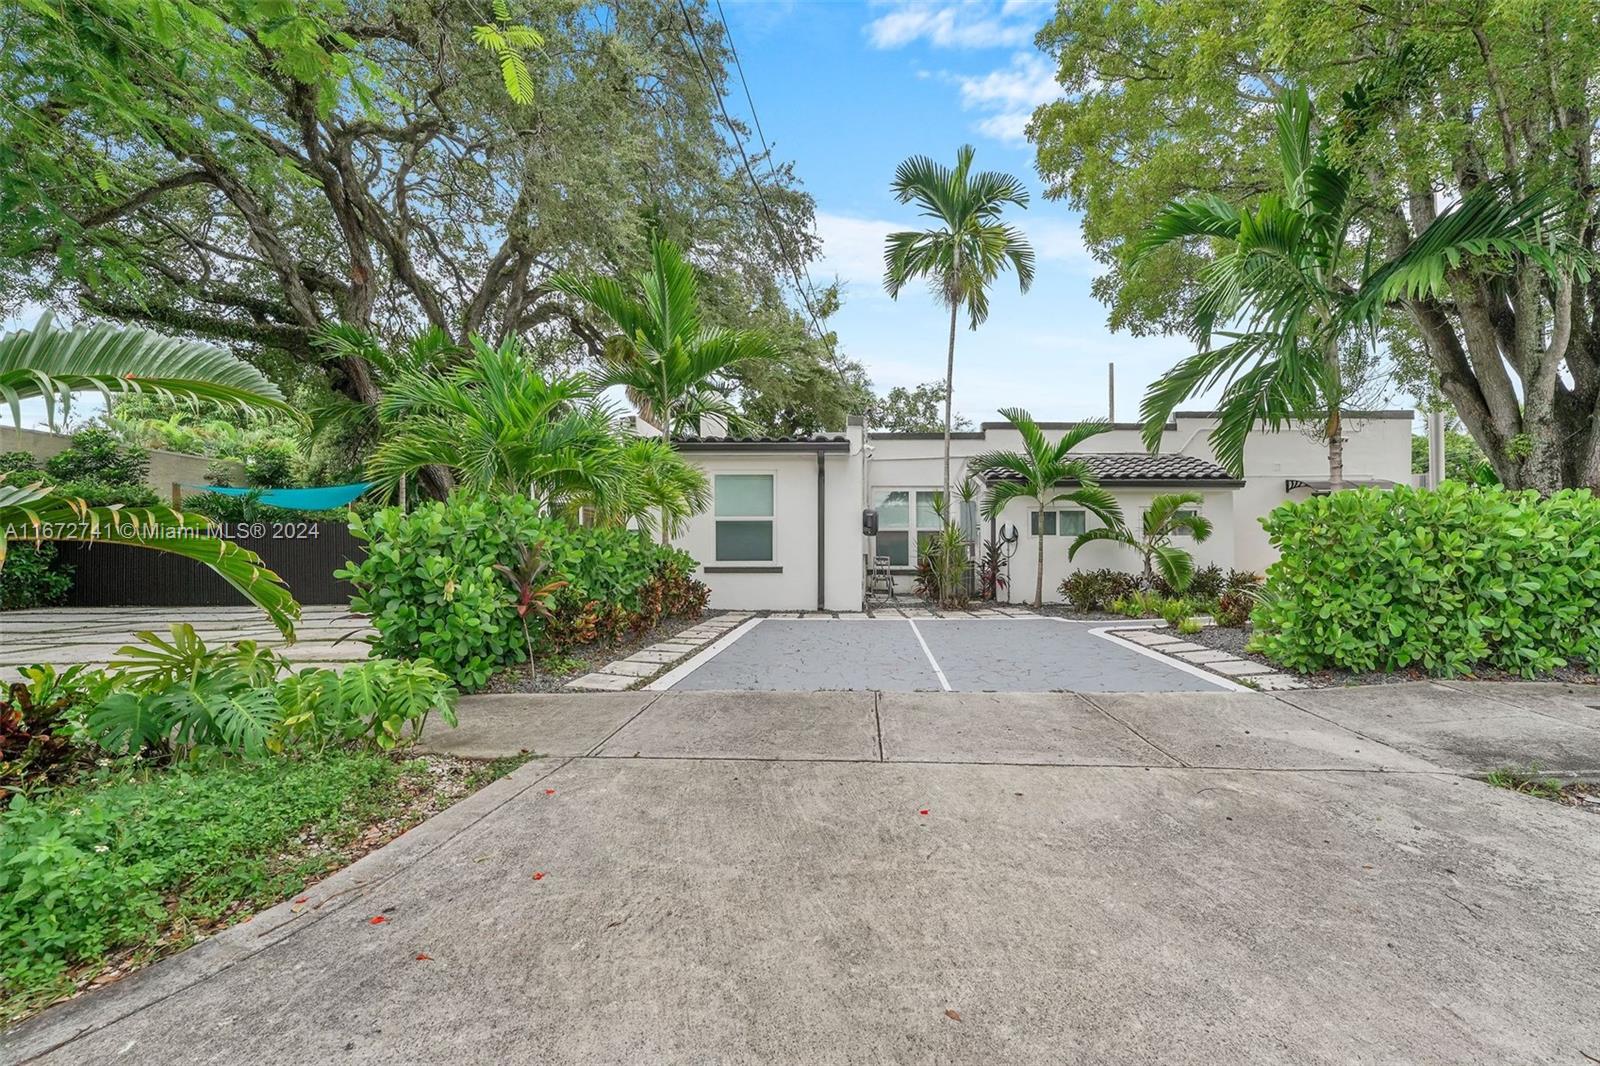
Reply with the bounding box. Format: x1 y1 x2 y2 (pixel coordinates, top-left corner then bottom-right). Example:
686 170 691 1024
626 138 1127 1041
874 489 976 566
714 474 774 561
1029 509 1087 536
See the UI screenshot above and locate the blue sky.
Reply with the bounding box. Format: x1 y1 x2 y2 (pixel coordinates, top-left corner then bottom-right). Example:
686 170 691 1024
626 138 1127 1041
720 0 1198 425
7 0 1203 430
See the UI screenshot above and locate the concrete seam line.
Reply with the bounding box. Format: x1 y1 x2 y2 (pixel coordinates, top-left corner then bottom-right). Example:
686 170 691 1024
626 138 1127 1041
907 619 952 692
873 689 885 762
13 756 579 1062
1078 692 1191 769
1433 679 1600 731
583 691 666 757
568 751 1458 774
643 617 764 691
1079 621 1250 693
1266 690 1420 756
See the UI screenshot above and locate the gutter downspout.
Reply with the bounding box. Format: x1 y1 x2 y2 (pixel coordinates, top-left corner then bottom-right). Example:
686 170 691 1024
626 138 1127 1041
816 449 826 612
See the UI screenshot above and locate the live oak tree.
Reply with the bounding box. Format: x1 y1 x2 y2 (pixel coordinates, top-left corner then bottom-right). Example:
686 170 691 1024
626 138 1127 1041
1031 0 1600 489
1 0 820 482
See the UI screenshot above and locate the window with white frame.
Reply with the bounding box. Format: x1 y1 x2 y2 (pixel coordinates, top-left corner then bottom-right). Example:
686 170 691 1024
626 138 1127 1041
714 474 774 561
1029 509 1087 536
872 489 977 566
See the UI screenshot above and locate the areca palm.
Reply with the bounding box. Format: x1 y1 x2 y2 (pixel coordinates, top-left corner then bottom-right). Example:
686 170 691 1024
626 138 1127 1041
552 235 779 541
1069 491 1213 594
367 336 629 511
598 437 711 540
968 408 1121 608
1 475 298 635
551 235 782 437
1135 87 1568 485
1 314 289 426
884 145 1035 506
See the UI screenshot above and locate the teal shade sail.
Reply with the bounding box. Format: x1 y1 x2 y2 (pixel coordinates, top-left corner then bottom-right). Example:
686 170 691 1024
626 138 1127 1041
188 482 376 510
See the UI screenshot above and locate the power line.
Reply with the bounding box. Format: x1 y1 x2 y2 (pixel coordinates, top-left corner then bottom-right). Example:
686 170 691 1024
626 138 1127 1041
675 0 834 349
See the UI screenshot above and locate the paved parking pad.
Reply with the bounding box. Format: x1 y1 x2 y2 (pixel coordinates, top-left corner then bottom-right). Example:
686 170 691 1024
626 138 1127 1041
664 618 1233 693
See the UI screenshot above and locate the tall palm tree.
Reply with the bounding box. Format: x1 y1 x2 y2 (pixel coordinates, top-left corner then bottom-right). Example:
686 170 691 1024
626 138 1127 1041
968 408 1121 608
602 437 711 540
884 145 1035 506
551 235 781 541
0 317 297 633
1135 87 1569 486
366 336 629 512
1068 491 1213 593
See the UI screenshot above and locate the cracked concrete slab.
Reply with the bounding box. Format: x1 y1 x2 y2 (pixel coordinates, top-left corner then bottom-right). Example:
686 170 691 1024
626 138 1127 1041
595 691 879 761
10 757 1598 1065
1087 692 1438 771
414 693 654 759
877 691 1177 766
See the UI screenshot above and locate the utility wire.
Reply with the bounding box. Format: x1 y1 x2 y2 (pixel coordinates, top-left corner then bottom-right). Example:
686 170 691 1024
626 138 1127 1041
675 0 834 348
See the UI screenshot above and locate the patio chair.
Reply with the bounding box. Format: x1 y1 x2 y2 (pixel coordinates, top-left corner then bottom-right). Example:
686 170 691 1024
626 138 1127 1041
866 554 896 605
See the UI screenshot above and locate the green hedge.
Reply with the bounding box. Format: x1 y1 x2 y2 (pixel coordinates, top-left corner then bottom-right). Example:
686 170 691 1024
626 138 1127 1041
1252 484 1600 676
339 494 706 689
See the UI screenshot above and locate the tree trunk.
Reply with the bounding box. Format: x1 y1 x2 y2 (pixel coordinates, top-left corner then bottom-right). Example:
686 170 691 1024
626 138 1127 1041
1326 409 1344 491
942 298 958 509
660 400 674 545
1034 524 1045 609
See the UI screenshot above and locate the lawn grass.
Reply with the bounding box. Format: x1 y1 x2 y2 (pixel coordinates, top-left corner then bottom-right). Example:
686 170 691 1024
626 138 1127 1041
1 751 530 1024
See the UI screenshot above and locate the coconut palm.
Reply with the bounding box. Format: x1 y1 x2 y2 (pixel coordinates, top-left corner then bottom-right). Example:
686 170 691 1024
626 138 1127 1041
1 475 298 635
551 235 780 540
0 317 297 633
968 408 1121 608
366 335 629 511
884 145 1035 506
1068 491 1213 593
1134 87 1569 486
1 314 289 426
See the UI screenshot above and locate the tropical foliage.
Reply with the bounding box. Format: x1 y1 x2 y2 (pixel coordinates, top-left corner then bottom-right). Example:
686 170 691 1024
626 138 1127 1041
1032 2 1600 489
1253 484 1600 676
553 235 783 438
968 409 1121 607
340 494 708 690
1132 87 1570 484
884 145 1034 504
1069 491 1213 594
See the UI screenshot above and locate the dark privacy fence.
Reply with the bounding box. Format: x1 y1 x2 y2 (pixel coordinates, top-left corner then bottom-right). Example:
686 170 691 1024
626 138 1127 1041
55 523 365 607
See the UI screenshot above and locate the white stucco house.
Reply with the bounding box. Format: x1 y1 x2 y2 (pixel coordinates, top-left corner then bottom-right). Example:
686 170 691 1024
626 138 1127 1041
666 410 1415 610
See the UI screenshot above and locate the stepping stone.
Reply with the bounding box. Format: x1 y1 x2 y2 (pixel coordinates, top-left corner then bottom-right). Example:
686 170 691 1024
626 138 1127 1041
1210 659 1277 677
565 673 634 691
1177 649 1236 664
626 650 683 664
1119 630 1178 647
1158 641 1207 654
600 660 658 677
1249 673 1308 690
835 612 867 620
767 613 801 620
650 642 700 655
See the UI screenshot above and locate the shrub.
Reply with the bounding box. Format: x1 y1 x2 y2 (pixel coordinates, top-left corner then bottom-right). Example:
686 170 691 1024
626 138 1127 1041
1059 568 1142 612
43 428 148 486
1176 617 1203 636
0 753 401 1012
1111 589 1166 618
340 494 707 688
0 543 73 610
1253 484 1600 676
1159 597 1192 627
1216 588 1254 628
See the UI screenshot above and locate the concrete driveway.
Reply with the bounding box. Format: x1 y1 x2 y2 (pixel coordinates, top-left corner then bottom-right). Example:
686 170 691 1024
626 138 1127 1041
7 683 1600 1064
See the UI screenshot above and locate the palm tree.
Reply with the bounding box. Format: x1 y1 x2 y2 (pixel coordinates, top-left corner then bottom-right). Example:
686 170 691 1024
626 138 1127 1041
552 235 781 541
1069 491 1213 593
606 437 711 540
1 314 289 424
968 408 1122 608
366 336 630 512
884 145 1035 506
0 317 297 634
1134 87 1568 486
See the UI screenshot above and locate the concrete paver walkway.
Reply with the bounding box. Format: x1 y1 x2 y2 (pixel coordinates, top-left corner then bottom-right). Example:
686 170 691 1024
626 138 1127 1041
7 682 1600 1064
0 605 373 680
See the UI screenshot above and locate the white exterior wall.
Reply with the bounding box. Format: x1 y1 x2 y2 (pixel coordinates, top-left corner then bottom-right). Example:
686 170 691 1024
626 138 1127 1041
670 426 865 612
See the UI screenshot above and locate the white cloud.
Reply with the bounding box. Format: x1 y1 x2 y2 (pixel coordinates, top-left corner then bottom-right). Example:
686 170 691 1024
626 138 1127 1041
1025 217 1091 267
951 52 1058 145
814 211 897 294
865 2 1034 50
